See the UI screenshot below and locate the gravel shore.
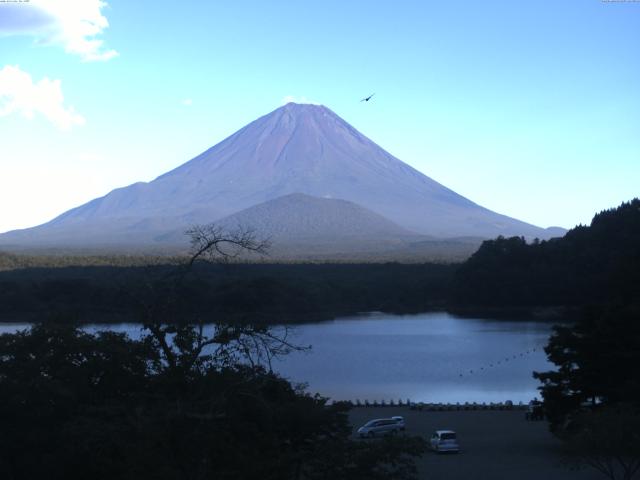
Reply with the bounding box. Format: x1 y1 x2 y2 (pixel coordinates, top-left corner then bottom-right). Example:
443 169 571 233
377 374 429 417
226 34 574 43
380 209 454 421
349 407 602 480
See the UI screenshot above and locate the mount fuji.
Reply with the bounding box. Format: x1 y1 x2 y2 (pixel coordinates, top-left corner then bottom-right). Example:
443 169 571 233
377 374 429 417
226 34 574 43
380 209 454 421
0 103 563 253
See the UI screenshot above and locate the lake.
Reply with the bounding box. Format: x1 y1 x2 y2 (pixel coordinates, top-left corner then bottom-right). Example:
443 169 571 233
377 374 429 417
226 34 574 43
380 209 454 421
0 312 555 404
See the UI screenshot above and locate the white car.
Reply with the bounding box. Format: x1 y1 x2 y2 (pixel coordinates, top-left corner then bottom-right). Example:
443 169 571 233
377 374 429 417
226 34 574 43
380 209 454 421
357 417 404 438
429 430 460 453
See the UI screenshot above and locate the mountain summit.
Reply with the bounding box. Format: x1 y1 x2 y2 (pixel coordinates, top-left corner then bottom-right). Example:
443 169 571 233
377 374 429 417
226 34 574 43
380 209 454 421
0 103 561 250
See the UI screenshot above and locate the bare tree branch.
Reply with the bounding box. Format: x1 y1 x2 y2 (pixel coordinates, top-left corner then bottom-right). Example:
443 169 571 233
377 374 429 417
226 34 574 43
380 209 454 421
185 223 270 269
138 223 308 377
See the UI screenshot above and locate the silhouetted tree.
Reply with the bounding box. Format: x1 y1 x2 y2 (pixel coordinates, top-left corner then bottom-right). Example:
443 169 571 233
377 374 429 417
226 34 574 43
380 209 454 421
560 406 640 480
0 224 426 480
534 306 640 480
534 306 640 429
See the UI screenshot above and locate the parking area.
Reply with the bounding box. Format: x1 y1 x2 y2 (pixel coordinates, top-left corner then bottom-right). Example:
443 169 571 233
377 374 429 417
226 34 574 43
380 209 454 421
349 407 601 480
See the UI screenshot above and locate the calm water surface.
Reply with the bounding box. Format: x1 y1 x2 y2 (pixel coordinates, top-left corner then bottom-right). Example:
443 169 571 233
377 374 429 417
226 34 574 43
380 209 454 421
0 312 555 403
274 312 554 403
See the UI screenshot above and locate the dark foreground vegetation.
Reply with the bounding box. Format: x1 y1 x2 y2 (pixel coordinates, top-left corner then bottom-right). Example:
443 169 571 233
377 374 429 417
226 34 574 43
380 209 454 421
533 303 640 480
0 323 425 480
0 227 426 480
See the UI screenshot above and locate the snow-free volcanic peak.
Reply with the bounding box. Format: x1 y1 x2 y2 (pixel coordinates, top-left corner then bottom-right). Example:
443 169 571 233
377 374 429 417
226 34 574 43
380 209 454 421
0 102 562 250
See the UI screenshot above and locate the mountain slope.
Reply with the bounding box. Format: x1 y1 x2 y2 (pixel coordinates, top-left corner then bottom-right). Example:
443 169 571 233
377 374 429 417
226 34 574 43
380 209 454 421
158 193 484 261
155 193 432 258
0 103 562 249
217 193 414 241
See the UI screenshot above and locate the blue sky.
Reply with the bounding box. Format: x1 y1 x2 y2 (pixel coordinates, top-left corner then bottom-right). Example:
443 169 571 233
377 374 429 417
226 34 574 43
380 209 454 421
0 0 638 233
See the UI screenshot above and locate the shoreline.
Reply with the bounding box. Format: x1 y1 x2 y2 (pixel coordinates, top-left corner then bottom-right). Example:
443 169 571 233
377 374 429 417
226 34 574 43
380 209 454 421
0 305 575 325
447 305 579 322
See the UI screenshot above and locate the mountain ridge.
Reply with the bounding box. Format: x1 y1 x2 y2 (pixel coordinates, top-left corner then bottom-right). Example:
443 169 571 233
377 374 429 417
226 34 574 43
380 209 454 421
0 103 564 252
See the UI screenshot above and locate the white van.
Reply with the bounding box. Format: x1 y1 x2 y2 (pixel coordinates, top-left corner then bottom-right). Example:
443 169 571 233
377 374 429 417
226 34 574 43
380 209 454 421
429 430 460 452
357 417 404 438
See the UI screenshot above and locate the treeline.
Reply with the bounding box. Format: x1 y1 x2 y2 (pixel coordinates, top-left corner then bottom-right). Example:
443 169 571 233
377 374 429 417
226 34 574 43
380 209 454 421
0 262 456 324
450 199 640 311
0 250 185 271
2 199 638 324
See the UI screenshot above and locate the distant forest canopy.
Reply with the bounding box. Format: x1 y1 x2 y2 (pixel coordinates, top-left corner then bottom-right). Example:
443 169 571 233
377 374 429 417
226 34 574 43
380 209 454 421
451 198 640 310
0 262 456 324
0 238 480 267
0 251 187 271
0 198 637 324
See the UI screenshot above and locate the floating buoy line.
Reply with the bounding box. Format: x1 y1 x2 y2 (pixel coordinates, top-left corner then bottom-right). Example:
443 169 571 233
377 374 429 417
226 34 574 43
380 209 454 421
457 347 540 378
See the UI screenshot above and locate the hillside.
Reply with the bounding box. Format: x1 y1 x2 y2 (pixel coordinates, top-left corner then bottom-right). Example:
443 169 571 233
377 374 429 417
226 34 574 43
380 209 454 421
451 198 640 309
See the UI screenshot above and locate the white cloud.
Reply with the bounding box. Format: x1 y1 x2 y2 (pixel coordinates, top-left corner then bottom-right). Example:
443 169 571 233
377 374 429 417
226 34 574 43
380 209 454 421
181 98 193 106
0 0 117 62
281 95 320 105
0 65 85 130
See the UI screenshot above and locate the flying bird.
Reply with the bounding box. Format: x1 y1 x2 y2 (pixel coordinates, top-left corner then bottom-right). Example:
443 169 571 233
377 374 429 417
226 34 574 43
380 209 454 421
360 93 375 102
